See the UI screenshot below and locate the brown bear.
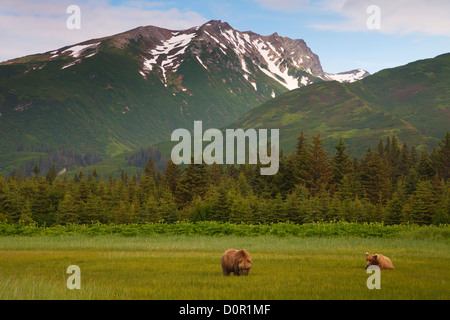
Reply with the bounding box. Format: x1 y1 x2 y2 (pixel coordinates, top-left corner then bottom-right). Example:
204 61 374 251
221 249 253 276
365 252 394 269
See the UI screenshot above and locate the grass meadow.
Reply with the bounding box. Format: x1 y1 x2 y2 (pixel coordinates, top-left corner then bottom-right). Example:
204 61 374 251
0 228 448 300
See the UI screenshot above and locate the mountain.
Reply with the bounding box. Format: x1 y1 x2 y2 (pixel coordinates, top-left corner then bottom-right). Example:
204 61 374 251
324 69 370 83
228 53 450 157
110 20 366 90
0 20 368 175
88 53 449 179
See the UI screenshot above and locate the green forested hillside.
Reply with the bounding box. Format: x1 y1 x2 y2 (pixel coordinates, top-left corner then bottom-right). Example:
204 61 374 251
0 25 290 171
63 53 450 178
230 53 450 157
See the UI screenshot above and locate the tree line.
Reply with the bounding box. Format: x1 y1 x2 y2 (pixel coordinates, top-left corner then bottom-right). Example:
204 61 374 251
0 133 449 226
8 146 103 177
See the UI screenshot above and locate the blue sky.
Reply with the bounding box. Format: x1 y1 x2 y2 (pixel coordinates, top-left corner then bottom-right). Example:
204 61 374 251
1 0 449 74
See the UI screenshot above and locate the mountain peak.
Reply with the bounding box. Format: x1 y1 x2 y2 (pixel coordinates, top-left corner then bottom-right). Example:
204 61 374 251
202 20 232 30
2 20 369 88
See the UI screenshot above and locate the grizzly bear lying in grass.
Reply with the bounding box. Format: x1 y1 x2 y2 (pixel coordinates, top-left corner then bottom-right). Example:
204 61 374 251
221 249 253 276
365 252 395 269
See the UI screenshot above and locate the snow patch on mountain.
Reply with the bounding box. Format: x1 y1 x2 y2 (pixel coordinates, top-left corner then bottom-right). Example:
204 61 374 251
253 39 299 90
241 59 250 74
300 76 310 86
324 69 369 83
61 59 81 70
143 31 197 85
221 29 247 56
196 56 208 70
204 30 227 50
62 42 100 58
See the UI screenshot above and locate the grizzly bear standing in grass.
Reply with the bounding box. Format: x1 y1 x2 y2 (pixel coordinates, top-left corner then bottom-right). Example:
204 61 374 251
221 249 253 276
365 252 395 269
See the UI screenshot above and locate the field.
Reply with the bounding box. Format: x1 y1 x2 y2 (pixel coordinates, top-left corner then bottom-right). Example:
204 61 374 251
0 223 448 300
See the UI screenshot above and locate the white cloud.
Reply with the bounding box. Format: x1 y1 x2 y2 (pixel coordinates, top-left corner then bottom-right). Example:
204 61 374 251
252 0 311 12
312 0 450 36
0 0 207 62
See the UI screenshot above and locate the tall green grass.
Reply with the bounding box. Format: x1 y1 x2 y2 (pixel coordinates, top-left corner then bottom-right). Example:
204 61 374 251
0 222 448 300
0 234 448 300
1 221 446 238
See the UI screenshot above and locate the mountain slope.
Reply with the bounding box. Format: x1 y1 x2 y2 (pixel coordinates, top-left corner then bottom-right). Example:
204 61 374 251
229 53 450 157
0 20 368 168
54 54 450 178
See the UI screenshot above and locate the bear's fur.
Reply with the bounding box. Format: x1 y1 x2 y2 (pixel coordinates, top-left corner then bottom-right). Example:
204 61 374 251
221 249 253 276
365 252 394 269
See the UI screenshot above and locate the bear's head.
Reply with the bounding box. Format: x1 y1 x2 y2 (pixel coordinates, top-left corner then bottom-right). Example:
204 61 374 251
365 252 379 267
238 253 252 276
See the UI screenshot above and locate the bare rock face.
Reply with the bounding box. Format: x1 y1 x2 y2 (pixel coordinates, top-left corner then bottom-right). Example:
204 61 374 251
107 19 368 89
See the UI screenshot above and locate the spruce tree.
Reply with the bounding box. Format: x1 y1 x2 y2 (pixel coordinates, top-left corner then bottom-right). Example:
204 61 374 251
3 179 21 222
175 162 197 206
159 188 178 223
359 149 392 203
332 137 353 186
296 131 307 156
295 133 309 183
285 192 301 223
273 153 297 197
32 177 53 226
19 199 34 225
208 163 223 187
128 195 140 224
252 199 267 224
213 184 230 222
267 193 286 223
144 157 156 180
194 161 209 198
139 193 160 223
189 194 213 222
230 193 253 224
398 143 412 179
225 164 239 180
46 165 57 183
402 180 436 225
140 169 156 200
433 182 449 225
384 191 403 225
404 168 419 195
335 175 354 200
431 132 450 181
175 159 208 206
163 159 181 194
236 172 253 197
80 194 102 224
329 196 344 222
57 192 79 225
417 151 435 180
114 200 129 224
298 133 334 195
